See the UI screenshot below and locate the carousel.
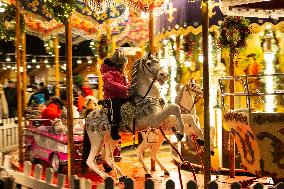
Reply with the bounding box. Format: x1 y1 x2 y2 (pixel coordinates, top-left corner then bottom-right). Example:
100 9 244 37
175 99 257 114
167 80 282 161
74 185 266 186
0 0 284 188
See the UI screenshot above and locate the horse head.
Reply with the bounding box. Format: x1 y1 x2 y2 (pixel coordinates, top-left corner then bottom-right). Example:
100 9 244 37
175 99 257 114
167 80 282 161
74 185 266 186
129 52 168 97
141 52 168 85
185 78 203 97
176 79 203 114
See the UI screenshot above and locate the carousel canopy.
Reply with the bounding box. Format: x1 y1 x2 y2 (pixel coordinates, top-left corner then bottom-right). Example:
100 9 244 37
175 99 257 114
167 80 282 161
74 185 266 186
155 0 284 40
20 0 129 43
220 0 284 18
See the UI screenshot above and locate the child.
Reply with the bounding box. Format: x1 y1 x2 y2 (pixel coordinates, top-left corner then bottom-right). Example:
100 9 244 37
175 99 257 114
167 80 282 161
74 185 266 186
101 49 129 140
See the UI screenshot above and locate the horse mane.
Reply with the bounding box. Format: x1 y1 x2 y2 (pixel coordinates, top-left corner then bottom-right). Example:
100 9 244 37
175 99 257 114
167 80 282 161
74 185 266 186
128 58 141 96
175 85 184 104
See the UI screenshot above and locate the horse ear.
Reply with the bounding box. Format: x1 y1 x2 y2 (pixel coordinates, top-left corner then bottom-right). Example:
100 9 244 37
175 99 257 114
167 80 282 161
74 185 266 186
153 51 158 57
147 52 151 59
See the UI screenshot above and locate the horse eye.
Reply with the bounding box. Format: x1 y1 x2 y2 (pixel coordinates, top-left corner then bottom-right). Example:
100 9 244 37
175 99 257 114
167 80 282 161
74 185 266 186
191 84 194 88
147 62 151 66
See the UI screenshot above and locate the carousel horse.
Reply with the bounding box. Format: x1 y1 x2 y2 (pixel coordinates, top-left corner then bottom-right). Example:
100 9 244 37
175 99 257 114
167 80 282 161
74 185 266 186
136 79 216 177
85 52 185 179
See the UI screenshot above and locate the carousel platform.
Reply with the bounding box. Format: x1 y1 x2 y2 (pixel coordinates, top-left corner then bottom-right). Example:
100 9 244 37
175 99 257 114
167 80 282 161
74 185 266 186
8 144 274 189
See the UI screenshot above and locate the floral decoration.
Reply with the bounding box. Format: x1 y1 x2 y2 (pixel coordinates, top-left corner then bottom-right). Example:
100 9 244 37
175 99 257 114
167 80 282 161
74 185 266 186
218 16 251 54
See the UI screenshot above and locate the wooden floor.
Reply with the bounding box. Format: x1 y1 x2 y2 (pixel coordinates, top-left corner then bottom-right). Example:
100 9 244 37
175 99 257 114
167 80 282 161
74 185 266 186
9 145 274 189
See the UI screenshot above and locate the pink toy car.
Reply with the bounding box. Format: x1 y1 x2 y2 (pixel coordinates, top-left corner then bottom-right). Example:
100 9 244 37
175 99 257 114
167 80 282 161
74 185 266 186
24 119 121 173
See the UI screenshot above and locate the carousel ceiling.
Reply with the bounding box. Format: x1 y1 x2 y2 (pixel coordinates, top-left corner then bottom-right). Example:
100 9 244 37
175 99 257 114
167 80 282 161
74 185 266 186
220 0 284 18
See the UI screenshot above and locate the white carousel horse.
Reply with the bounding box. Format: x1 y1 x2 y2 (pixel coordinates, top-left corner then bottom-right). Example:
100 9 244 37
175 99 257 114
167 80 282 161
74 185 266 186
136 79 215 176
85 52 185 179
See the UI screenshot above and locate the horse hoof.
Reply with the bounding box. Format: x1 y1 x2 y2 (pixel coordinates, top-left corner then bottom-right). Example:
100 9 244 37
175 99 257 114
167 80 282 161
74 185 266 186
119 176 127 183
196 139 204 146
164 171 170 176
145 174 152 178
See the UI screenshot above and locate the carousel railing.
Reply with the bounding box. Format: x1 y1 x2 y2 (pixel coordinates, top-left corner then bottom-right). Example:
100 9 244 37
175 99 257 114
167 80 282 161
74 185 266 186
219 73 284 113
0 117 23 153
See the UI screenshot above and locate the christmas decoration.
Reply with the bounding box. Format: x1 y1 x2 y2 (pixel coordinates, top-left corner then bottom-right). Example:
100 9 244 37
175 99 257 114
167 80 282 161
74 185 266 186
218 16 251 54
45 0 76 24
0 3 25 41
89 34 112 59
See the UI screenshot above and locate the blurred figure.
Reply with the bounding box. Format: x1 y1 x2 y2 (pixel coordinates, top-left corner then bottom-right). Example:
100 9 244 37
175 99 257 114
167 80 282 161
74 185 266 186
4 80 17 118
39 82 50 102
0 84 8 119
81 78 94 97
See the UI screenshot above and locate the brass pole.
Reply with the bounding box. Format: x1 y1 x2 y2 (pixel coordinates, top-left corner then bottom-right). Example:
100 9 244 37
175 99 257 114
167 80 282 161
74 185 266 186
149 7 156 171
54 36 60 97
202 0 211 187
229 51 235 178
65 18 74 176
15 0 23 162
21 32 27 114
149 8 154 53
98 59 103 100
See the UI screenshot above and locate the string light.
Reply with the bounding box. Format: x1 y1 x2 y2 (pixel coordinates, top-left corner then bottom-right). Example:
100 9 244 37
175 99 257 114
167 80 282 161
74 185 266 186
32 58 37 63
6 57 11 62
44 59 49 63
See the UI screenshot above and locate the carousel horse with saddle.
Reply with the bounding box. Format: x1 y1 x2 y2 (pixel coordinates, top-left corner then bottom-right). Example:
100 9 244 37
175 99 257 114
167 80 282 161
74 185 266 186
85 50 209 180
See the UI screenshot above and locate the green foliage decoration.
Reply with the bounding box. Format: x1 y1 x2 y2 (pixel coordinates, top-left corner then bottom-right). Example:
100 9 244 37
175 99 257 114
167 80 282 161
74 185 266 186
90 34 112 59
0 3 25 41
218 16 251 54
45 0 76 24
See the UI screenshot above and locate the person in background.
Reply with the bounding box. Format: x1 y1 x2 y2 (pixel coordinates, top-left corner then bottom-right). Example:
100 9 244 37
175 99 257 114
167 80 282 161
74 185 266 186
81 78 94 97
39 82 50 102
4 80 17 118
0 84 8 120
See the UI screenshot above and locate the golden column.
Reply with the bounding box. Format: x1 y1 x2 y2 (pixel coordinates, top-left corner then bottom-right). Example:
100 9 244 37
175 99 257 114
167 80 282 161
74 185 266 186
201 0 211 187
54 36 60 97
65 17 74 176
15 0 23 162
21 32 27 114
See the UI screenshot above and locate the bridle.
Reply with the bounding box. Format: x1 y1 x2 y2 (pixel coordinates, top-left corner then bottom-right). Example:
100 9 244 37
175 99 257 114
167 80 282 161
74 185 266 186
137 57 163 103
178 83 202 114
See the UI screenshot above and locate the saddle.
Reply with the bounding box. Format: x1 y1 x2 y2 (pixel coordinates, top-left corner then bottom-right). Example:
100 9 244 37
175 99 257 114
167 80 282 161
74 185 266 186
98 98 136 131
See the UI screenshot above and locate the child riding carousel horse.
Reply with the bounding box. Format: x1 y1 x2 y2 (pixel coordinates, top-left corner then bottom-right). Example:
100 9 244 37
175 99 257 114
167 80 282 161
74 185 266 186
100 49 130 140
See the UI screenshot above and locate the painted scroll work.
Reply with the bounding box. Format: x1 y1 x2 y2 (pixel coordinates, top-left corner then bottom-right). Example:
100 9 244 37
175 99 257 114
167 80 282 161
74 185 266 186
224 111 284 178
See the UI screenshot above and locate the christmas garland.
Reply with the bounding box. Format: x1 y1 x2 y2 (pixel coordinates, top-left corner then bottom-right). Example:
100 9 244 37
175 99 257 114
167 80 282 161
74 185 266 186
90 34 112 59
45 0 76 24
0 3 25 41
44 38 55 55
218 16 251 54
